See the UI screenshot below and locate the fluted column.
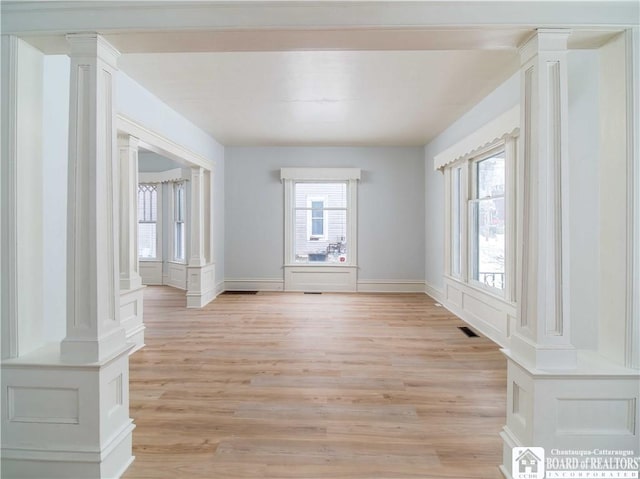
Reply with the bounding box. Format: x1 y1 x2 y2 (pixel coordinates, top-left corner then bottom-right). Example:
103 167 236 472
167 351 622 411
61 33 126 362
511 29 576 369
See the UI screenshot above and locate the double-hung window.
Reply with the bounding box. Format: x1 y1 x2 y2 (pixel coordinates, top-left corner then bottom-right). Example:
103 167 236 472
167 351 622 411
444 136 515 300
173 182 186 262
137 184 160 259
469 149 506 291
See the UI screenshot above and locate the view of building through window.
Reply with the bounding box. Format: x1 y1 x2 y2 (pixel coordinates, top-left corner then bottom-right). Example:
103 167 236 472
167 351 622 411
174 182 186 262
471 151 505 290
294 182 348 263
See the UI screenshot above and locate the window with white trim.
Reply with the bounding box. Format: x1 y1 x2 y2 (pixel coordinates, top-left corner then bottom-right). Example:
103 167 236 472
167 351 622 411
445 139 515 299
173 181 186 262
469 149 506 291
282 168 359 268
137 183 160 259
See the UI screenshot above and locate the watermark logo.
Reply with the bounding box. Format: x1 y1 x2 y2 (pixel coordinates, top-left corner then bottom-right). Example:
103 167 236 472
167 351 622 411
513 447 545 479
512 447 639 478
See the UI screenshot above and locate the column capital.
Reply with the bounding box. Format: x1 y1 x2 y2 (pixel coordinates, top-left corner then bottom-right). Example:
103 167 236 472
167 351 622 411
519 28 571 65
118 133 140 147
66 33 120 69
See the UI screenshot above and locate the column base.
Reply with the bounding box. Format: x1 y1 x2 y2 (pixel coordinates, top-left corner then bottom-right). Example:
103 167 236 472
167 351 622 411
120 284 146 353
510 332 577 369
501 350 640 478
1 342 135 479
186 262 216 308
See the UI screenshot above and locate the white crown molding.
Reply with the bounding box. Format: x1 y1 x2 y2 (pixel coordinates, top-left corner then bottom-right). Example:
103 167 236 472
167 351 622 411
280 167 361 181
434 105 519 170
2 2 638 37
117 114 213 171
138 168 189 184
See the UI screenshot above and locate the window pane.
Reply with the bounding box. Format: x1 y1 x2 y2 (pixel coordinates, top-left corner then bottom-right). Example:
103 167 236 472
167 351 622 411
471 198 505 290
295 183 347 208
295 209 347 264
174 222 185 261
175 183 185 222
138 223 157 259
476 151 505 199
138 184 157 222
452 168 462 277
312 218 324 236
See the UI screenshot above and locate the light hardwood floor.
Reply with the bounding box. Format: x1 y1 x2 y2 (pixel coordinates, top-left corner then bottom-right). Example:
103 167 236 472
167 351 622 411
123 286 506 479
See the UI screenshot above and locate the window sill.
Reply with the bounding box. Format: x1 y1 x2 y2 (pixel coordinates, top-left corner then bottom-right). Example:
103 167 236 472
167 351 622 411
139 258 162 263
167 260 187 266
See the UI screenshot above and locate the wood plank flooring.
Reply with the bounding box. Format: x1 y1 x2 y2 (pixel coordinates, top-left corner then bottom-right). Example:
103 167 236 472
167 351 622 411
123 286 506 479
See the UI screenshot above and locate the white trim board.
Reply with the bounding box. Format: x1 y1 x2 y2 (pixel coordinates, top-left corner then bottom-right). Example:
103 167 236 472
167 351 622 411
139 168 189 184
117 114 213 171
426 279 513 348
434 105 519 170
222 279 426 294
224 279 285 292
357 280 425 293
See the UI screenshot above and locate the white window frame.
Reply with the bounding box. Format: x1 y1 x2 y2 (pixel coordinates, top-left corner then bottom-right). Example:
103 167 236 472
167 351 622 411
171 181 187 263
468 146 508 296
137 183 162 261
450 165 465 279
281 168 360 292
306 196 329 241
443 136 517 303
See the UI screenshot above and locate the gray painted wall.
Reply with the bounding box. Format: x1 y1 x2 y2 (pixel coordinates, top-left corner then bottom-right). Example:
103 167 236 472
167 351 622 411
225 147 425 282
41 55 225 335
424 72 520 291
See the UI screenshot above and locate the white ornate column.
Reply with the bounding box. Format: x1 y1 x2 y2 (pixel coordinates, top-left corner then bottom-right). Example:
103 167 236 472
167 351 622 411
500 29 640 479
510 29 576 370
61 33 126 362
187 166 216 307
2 33 135 479
118 134 145 352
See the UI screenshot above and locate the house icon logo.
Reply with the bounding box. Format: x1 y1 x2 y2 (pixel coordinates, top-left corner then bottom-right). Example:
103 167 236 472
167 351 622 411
512 447 545 479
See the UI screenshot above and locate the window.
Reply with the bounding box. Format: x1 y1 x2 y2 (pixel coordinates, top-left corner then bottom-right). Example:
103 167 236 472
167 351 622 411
309 199 325 238
445 139 514 299
138 184 159 259
173 182 186 262
451 166 463 278
469 150 506 291
295 183 347 263
281 168 360 270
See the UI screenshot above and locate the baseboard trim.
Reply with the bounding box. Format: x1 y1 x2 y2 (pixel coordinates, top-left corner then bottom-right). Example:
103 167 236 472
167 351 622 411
215 281 225 297
224 279 284 292
357 280 425 293
424 282 445 302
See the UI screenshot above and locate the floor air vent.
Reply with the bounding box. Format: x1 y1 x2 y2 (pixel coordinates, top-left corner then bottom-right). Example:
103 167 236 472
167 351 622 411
458 326 479 338
223 291 258 295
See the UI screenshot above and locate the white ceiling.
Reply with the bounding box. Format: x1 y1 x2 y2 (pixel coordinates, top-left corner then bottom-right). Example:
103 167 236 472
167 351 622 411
119 49 520 147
